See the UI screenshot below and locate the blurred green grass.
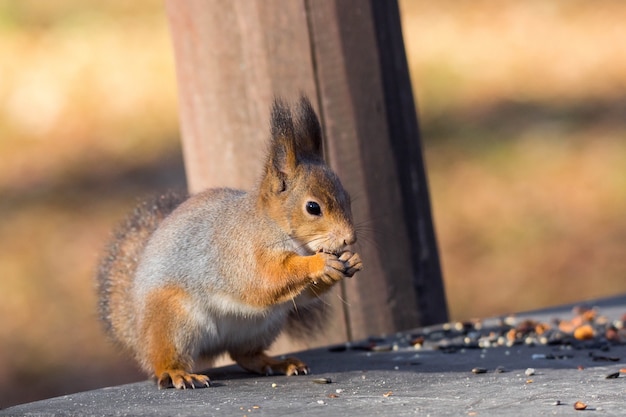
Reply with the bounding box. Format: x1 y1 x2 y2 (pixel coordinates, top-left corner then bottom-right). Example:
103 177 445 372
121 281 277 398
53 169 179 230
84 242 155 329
1 0 626 408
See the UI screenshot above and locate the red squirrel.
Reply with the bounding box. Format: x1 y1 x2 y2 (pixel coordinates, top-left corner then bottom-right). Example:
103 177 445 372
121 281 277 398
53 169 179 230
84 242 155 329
97 96 362 389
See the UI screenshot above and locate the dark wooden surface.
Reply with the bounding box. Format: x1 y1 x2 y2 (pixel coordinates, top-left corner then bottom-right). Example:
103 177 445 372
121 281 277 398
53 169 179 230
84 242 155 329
165 0 447 345
3 295 624 416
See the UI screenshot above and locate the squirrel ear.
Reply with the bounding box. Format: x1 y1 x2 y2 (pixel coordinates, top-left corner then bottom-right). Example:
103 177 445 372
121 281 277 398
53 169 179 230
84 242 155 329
294 95 324 162
267 98 298 182
265 96 324 191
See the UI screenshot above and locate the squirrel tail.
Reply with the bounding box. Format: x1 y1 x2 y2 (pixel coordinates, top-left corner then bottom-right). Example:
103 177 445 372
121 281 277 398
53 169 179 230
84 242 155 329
284 298 332 340
96 191 186 347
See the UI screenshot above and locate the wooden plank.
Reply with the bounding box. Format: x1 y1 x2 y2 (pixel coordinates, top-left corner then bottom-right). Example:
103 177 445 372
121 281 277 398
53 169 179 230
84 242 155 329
308 0 447 335
305 0 448 338
370 0 448 326
166 0 319 193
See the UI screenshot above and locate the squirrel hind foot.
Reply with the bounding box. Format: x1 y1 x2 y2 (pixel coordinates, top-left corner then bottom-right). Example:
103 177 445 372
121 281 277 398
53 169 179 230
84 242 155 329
157 370 211 390
231 352 309 377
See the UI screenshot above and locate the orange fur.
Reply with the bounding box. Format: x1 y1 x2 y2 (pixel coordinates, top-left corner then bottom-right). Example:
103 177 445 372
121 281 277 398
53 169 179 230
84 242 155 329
240 250 327 307
140 285 209 389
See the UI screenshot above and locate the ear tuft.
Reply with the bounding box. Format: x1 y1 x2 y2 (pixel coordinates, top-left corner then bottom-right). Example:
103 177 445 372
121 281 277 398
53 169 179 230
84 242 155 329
268 98 297 177
294 95 323 161
270 98 294 142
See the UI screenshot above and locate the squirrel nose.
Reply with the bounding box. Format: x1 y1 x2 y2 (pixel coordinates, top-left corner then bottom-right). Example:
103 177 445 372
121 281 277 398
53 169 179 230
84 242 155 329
343 231 357 246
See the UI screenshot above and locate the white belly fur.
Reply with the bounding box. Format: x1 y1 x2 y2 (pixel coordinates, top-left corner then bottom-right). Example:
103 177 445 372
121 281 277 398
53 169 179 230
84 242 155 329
186 293 291 359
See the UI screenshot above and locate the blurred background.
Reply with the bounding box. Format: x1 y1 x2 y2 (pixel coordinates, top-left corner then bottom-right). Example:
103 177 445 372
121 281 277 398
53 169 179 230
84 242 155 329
1 0 625 408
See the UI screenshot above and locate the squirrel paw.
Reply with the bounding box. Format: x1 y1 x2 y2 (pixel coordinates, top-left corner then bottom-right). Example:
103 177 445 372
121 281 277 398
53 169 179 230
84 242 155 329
317 251 363 284
338 250 362 277
273 357 310 376
157 370 211 390
232 352 309 376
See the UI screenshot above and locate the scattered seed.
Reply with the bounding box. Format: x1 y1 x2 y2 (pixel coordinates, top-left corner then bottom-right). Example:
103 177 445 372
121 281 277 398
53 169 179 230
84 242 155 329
554 354 573 360
410 336 425 347
553 400 562 406
317 400 325 405
605 328 619 341
383 391 393 397
371 344 393 352
574 324 595 340
535 323 551 334
495 366 507 373
506 328 517 342
312 378 332 384
605 372 620 379
577 365 585 370
471 367 487 374
271 383 277 388
526 379 533 384
574 401 587 410
525 368 535 376
504 315 517 326
328 393 339 398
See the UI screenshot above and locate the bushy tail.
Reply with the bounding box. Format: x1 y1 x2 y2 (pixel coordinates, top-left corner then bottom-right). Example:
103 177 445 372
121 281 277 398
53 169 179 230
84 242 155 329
96 191 186 348
284 298 332 340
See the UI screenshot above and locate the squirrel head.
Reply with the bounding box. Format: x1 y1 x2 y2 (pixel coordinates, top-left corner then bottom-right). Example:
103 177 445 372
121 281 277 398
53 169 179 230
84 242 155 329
258 96 356 255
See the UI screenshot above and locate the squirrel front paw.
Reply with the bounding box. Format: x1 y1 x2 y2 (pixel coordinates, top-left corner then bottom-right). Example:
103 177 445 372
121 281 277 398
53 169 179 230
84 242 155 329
338 250 362 277
316 251 362 285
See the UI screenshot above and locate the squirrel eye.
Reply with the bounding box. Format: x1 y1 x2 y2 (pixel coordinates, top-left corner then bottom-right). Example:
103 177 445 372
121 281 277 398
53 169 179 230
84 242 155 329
305 201 322 216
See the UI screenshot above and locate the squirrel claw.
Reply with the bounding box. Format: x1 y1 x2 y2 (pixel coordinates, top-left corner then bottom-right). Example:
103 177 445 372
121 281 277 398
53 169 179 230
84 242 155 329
232 353 309 377
157 370 211 390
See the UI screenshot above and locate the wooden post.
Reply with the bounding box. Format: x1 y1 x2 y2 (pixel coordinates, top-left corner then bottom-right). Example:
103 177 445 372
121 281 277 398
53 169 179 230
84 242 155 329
166 0 447 347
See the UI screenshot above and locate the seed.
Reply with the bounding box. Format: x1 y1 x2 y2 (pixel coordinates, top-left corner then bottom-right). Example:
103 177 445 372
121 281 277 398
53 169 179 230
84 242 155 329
605 328 619 341
605 372 620 379
370 344 393 352
410 336 425 347
525 368 535 376
471 367 487 374
553 400 562 406
504 315 517 326
535 323 551 335
574 401 587 410
573 324 594 340
383 391 393 397
506 329 517 342
495 366 507 373
312 378 332 384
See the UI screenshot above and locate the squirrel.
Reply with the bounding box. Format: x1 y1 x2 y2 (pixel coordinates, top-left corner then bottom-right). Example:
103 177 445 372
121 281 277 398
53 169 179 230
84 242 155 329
97 96 362 389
